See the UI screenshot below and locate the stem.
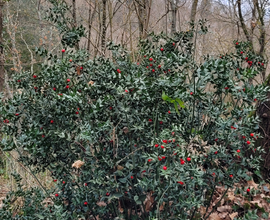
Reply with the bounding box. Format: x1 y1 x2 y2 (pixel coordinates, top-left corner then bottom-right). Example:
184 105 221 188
157 181 172 220
204 187 229 220
203 183 216 219
13 136 50 197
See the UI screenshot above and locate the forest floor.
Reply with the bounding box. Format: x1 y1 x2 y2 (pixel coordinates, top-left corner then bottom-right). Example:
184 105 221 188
0 177 9 209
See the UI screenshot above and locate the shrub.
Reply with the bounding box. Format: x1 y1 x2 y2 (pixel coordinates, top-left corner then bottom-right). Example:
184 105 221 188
0 20 269 219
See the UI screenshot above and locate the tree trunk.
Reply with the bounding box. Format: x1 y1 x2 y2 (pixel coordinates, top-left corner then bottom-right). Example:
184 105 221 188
0 1 4 92
170 0 178 34
101 0 107 52
190 0 198 21
72 0 79 50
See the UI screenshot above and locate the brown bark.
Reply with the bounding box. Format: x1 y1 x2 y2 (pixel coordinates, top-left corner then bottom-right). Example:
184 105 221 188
101 0 107 52
190 0 198 21
237 0 252 45
0 1 4 92
169 0 179 34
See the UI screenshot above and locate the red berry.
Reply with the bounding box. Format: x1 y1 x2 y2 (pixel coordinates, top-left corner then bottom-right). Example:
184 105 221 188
53 179 57 182
15 113 19 116
106 192 110 196
84 202 88 205
261 63 264 66
109 106 113 110
168 111 171 114
181 161 185 165
142 170 146 173
162 156 166 159
53 87 56 91
152 69 155 72
50 120 54 124
173 42 175 46
137 62 139 65
62 49 65 53
161 145 165 149
172 132 175 136
236 42 239 45
80 66 83 70
148 119 153 122
162 140 168 144
66 85 69 89
212 173 215 176
76 111 79 114
125 90 128 93
150 64 153 67
134 144 137 147
187 157 191 162
243 136 246 139
84 183 87 186
17 80 21 82
250 133 254 137
225 87 229 90
247 141 251 145
63 181 65 184
158 65 161 68
67 79 70 82
214 151 218 154
158 157 162 161
131 176 134 179
160 48 164 51
159 121 163 125
33 75 37 78
214 138 218 141
178 181 184 185
34 87 38 90
144 55 146 58
55 194 59 197
229 174 233 178
237 149 240 153
240 51 243 54
254 98 257 101
148 159 152 162
69 59 72 62
247 188 250 192
190 92 193 95
155 144 159 148
149 58 153 61
42 134 45 138
245 57 248 60
163 166 167 170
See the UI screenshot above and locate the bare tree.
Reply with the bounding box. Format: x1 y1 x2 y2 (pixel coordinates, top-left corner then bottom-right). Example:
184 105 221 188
0 1 4 92
190 0 199 21
169 0 180 34
101 0 107 51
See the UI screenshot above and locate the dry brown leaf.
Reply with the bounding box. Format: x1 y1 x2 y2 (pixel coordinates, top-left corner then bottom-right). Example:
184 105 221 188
217 205 232 213
229 212 238 220
76 66 81 75
209 212 222 220
97 201 107 207
117 165 124 170
144 191 155 212
227 191 235 202
88 80 94 86
72 160 85 168
199 206 206 215
218 212 228 219
247 179 259 190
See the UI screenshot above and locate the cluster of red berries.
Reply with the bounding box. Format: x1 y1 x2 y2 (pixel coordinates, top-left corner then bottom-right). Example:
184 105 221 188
3 119 9 123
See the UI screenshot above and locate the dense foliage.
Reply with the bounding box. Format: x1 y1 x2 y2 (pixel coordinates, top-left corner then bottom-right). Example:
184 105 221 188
0 8 269 219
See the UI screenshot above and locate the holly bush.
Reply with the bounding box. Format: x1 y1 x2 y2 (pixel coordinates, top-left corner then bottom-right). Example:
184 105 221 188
0 20 269 219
